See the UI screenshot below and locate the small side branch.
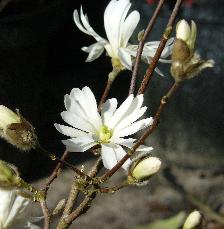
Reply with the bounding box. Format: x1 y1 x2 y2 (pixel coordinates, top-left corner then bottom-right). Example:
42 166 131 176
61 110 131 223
40 200 51 229
129 0 165 95
138 0 183 95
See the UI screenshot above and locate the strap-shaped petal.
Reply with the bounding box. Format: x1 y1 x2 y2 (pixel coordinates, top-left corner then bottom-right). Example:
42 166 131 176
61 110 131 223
121 10 140 47
101 98 118 125
82 42 105 62
118 48 132 70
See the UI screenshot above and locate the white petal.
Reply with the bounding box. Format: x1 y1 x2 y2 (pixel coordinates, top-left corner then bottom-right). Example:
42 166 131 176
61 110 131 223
0 189 13 225
113 144 131 170
121 10 140 47
73 8 106 43
5 195 29 227
113 138 153 152
62 136 97 152
81 42 105 62
0 189 29 228
118 48 132 70
64 94 89 120
101 143 118 169
108 94 134 129
54 124 88 137
114 117 153 138
73 9 90 35
61 111 97 133
104 0 131 55
155 67 165 77
111 137 135 146
81 87 102 129
101 98 118 125
136 145 153 152
68 87 102 130
114 95 145 131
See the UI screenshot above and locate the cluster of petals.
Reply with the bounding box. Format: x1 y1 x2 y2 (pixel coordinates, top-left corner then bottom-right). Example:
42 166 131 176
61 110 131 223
73 0 173 72
0 188 29 228
55 87 153 170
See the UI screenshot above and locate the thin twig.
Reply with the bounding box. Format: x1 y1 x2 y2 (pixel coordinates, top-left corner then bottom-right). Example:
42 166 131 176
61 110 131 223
57 157 103 229
62 179 79 217
36 145 93 182
98 78 114 109
40 200 51 229
60 195 95 229
98 68 120 109
100 82 180 182
129 0 165 95
138 0 183 95
42 150 69 194
99 182 129 193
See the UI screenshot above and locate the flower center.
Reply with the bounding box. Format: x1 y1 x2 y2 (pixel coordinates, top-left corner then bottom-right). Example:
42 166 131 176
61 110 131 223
99 125 112 143
111 58 125 71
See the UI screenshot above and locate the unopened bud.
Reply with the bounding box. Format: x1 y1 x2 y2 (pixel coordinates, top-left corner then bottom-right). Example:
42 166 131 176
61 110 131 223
0 106 38 151
176 19 197 53
171 19 214 82
128 154 161 184
183 210 202 229
0 160 20 188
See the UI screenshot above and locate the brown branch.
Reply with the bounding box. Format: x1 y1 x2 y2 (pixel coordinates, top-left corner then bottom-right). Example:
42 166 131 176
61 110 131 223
100 82 180 182
129 0 165 95
42 150 69 194
99 182 129 193
98 68 121 109
57 157 103 229
40 200 51 229
36 145 93 182
57 195 95 229
98 78 114 109
138 0 183 95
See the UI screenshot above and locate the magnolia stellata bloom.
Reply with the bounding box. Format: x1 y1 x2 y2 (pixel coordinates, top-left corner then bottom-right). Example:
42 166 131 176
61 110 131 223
55 86 153 170
0 188 29 228
73 0 173 71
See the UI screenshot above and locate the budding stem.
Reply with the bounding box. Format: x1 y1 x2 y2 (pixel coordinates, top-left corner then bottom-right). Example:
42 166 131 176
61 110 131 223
35 144 93 182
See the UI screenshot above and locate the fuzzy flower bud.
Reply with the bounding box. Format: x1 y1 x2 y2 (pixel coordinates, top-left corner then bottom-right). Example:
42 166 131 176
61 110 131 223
0 160 20 188
171 19 214 82
0 106 38 151
183 210 202 229
128 153 161 184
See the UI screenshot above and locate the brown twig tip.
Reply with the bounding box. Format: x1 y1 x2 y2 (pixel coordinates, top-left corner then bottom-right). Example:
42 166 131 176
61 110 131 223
138 0 184 95
129 0 165 95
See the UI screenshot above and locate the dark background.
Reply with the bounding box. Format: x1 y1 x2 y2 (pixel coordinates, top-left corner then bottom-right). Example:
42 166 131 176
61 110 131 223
0 0 223 182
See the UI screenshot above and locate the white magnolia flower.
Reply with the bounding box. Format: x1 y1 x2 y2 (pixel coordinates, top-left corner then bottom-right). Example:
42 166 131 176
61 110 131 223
73 0 173 71
55 86 153 170
0 188 29 229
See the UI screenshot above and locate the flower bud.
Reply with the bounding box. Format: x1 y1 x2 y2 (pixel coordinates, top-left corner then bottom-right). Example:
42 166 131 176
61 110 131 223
128 154 161 184
176 19 197 53
183 210 202 229
0 106 21 131
171 19 214 82
0 160 20 188
0 106 38 151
